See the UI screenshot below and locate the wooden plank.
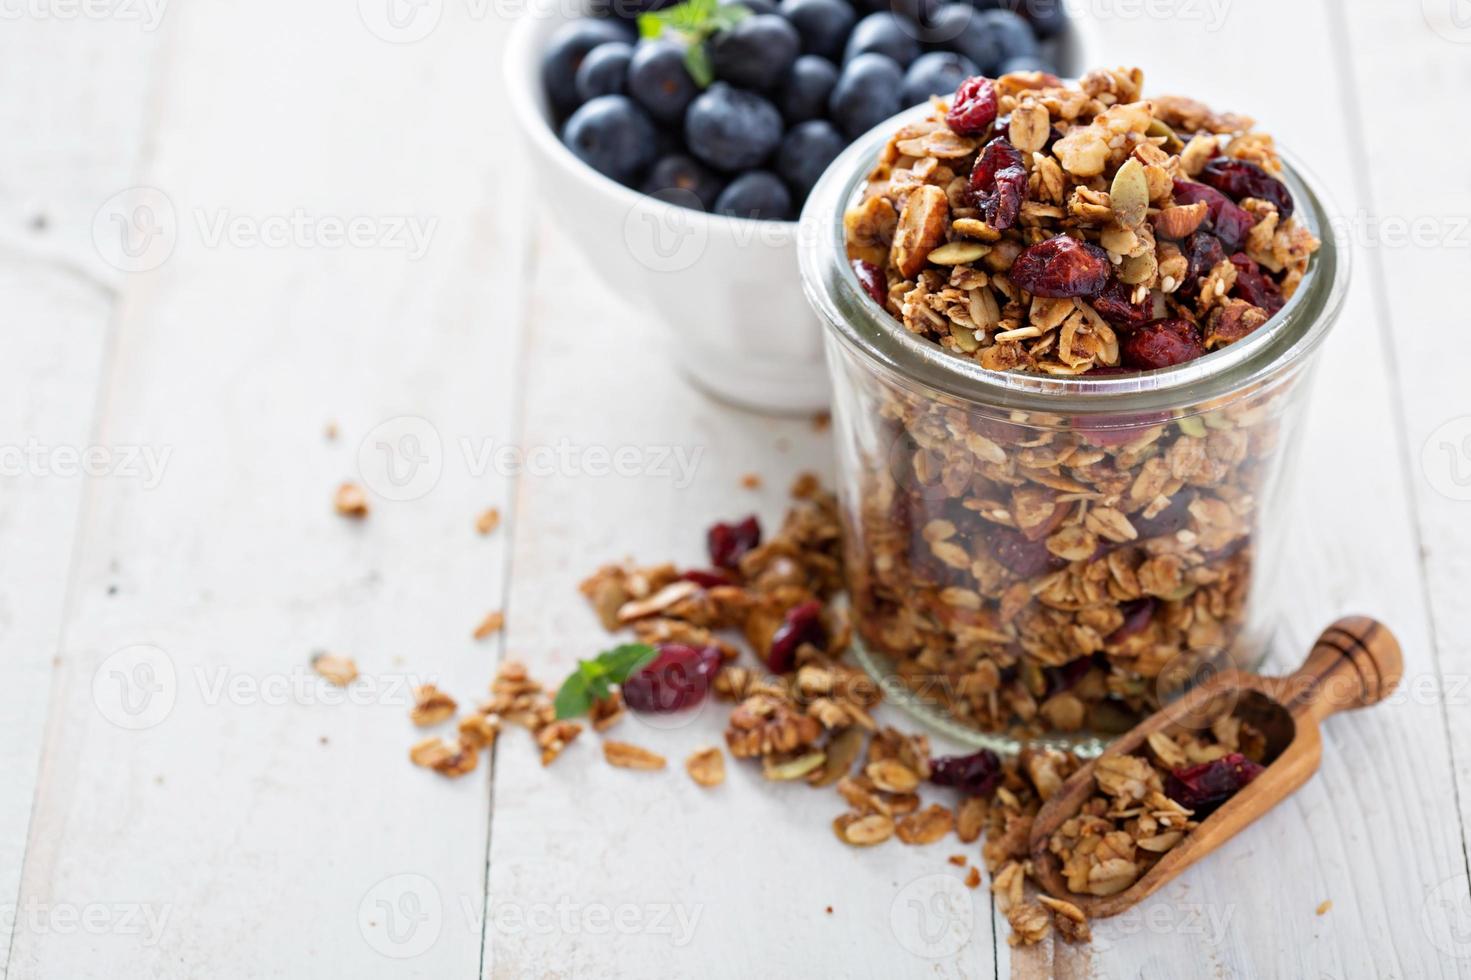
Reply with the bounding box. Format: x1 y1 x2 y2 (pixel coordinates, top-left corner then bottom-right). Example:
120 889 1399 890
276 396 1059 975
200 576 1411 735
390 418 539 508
8 4 530 978
482 220 1001 978
1327 0 1471 960
998 4 1468 978
0 16 161 979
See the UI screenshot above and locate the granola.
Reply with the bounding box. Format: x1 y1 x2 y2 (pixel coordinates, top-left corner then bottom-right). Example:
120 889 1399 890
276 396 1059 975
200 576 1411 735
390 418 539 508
827 69 1326 739
1047 710 1267 898
846 68 1317 375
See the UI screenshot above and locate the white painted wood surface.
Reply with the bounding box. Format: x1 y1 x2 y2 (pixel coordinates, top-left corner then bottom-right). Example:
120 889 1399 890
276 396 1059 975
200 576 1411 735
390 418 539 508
3 1 1468 977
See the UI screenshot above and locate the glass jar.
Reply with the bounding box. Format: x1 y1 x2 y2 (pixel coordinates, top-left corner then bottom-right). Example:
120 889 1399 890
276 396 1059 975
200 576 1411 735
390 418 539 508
798 106 1348 754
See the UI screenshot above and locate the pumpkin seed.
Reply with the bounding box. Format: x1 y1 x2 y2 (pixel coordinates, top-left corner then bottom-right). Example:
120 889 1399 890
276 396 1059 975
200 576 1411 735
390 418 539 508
1110 158 1149 229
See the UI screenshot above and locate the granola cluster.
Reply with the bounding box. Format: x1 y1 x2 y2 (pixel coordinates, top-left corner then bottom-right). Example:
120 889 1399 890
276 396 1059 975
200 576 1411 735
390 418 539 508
844 67 1320 374
829 69 1323 739
1047 711 1267 899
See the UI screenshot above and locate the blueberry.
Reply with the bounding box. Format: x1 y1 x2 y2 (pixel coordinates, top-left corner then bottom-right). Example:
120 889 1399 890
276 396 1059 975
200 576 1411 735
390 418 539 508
575 42 634 102
685 83 785 170
776 55 839 123
779 0 856 61
714 170 792 220
923 4 1002 74
972 9 1039 61
844 13 921 67
889 0 940 25
901 50 978 104
997 54 1054 74
722 0 780 15
628 40 699 126
776 119 846 201
542 19 636 116
642 154 728 210
709 14 801 90
560 95 658 185
1015 0 1069 39
829 52 904 138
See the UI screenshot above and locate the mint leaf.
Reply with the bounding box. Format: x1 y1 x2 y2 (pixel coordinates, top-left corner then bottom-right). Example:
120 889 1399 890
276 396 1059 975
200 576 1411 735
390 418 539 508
684 44 714 88
633 0 745 88
553 643 658 719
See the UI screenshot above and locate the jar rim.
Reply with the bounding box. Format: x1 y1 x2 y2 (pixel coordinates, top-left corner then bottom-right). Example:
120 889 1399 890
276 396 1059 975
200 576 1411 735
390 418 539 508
797 102 1349 417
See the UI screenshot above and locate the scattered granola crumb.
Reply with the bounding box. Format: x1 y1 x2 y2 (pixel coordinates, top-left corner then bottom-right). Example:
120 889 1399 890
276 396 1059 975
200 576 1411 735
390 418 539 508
310 652 358 686
604 740 667 771
1316 899 1332 916
964 867 982 889
410 684 458 727
333 482 369 519
685 746 726 787
473 610 505 640
324 420 338 440
812 411 831 432
476 507 502 536
740 473 762 490
458 713 499 749
537 720 583 766
790 471 821 499
825 906 833 915
948 854 968 867
589 691 626 732
409 736 478 778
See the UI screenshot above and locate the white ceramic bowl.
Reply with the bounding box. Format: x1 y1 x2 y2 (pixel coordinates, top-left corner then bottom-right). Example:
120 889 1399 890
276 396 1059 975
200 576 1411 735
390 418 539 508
505 3 1090 415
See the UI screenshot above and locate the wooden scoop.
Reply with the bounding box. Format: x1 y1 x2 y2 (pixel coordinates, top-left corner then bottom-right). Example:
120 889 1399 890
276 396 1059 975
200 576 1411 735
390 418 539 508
1028 615 1403 919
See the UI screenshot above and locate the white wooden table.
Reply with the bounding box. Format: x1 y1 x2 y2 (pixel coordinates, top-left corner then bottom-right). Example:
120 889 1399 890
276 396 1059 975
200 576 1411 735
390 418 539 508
3 1 1469 976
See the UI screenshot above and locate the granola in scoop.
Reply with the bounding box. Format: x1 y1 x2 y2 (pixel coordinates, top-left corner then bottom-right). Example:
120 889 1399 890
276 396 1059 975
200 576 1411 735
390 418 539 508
844 68 1320 375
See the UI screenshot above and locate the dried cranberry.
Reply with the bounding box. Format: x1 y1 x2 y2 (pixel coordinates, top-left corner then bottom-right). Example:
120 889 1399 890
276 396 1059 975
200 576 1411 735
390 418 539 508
1184 231 1227 286
1121 318 1207 370
707 515 761 570
622 643 723 713
986 525 1067 578
1199 158 1294 218
1090 279 1154 331
852 259 886 306
1172 179 1255 252
1229 254 1285 314
1132 491 1194 539
968 138 1026 231
930 748 1002 797
1043 654 1104 695
767 599 825 673
1106 597 1157 644
1008 236 1111 298
1163 752 1265 813
680 568 735 589
946 76 998 136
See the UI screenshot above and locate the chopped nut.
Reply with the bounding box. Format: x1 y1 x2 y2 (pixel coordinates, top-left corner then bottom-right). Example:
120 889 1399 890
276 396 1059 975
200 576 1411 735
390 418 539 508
333 482 369 519
473 610 505 640
411 684 458 727
310 652 358 686
685 746 726 787
603 740 667 771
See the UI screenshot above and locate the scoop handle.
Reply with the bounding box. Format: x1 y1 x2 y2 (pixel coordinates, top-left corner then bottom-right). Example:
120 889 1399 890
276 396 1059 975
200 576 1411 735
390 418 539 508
1275 616 1403 723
